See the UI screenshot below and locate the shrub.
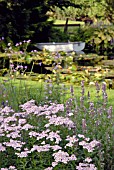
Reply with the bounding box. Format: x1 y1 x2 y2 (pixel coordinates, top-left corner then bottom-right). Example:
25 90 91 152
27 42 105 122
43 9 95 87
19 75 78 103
70 25 114 54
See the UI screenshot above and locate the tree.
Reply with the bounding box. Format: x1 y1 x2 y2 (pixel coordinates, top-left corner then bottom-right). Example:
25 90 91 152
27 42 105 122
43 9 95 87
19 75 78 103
54 0 114 23
0 0 81 44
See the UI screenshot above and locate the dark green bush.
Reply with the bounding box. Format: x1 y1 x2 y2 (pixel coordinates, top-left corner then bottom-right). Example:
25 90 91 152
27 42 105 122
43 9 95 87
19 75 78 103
49 27 70 42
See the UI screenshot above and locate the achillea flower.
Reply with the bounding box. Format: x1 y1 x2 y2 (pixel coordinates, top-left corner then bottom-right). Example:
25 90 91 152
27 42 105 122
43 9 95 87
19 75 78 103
79 139 100 152
52 162 58 167
79 140 87 146
0 116 4 123
9 166 17 169
68 112 74 116
19 100 36 111
65 135 78 148
52 150 77 165
76 162 97 170
46 131 61 144
69 154 77 161
4 116 17 123
0 143 6 151
45 115 75 129
6 131 21 139
14 112 27 118
51 145 62 151
18 118 26 125
31 144 51 152
85 157 92 163
15 150 30 158
53 150 69 164
44 167 53 170
21 124 34 130
78 134 85 138
3 139 25 150
29 131 39 138
0 106 14 114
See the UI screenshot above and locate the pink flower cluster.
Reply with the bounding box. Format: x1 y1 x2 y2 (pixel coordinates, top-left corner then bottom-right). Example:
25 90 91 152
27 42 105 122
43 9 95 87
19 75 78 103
76 162 97 170
79 139 100 152
52 150 77 167
45 115 75 129
1 166 17 170
0 100 100 169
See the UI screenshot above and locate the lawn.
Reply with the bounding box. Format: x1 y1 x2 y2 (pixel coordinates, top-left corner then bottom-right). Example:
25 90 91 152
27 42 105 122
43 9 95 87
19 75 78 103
53 19 84 25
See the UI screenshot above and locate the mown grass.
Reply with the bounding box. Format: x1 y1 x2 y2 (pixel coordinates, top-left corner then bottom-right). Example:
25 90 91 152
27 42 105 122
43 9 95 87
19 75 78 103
53 19 84 25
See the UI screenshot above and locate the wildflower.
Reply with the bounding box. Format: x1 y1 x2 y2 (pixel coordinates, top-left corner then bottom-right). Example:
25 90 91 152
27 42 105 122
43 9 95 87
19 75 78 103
10 64 14 68
39 62 42 66
31 144 51 152
24 66 27 69
79 139 100 152
21 124 34 130
76 163 97 170
44 167 53 170
68 112 73 116
27 40 31 43
82 119 87 132
0 143 6 151
3 139 25 150
19 42 22 45
85 157 92 163
89 82 95 86
15 43 19 46
6 131 21 139
15 150 30 158
69 154 77 161
45 115 75 129
51 145 62 151
41 141 45 145
70 85 74 95
52 162 58 167
9 166 17 169
53 150 69 164
0 106 14 114
46 131 62 144
18 118 26 125
65 135 78 148
78 134 85 138
79 140 87 146
8 43 11 46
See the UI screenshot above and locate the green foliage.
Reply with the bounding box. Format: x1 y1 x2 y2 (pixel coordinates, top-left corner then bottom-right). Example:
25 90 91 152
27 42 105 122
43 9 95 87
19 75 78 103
54 0 114 23
49 28 70 42
87 26 114 53
71 25 114 54
105 0 114 22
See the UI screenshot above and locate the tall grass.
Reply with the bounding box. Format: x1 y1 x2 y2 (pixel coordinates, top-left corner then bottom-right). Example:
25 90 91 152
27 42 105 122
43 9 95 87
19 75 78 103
0 77 114 110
